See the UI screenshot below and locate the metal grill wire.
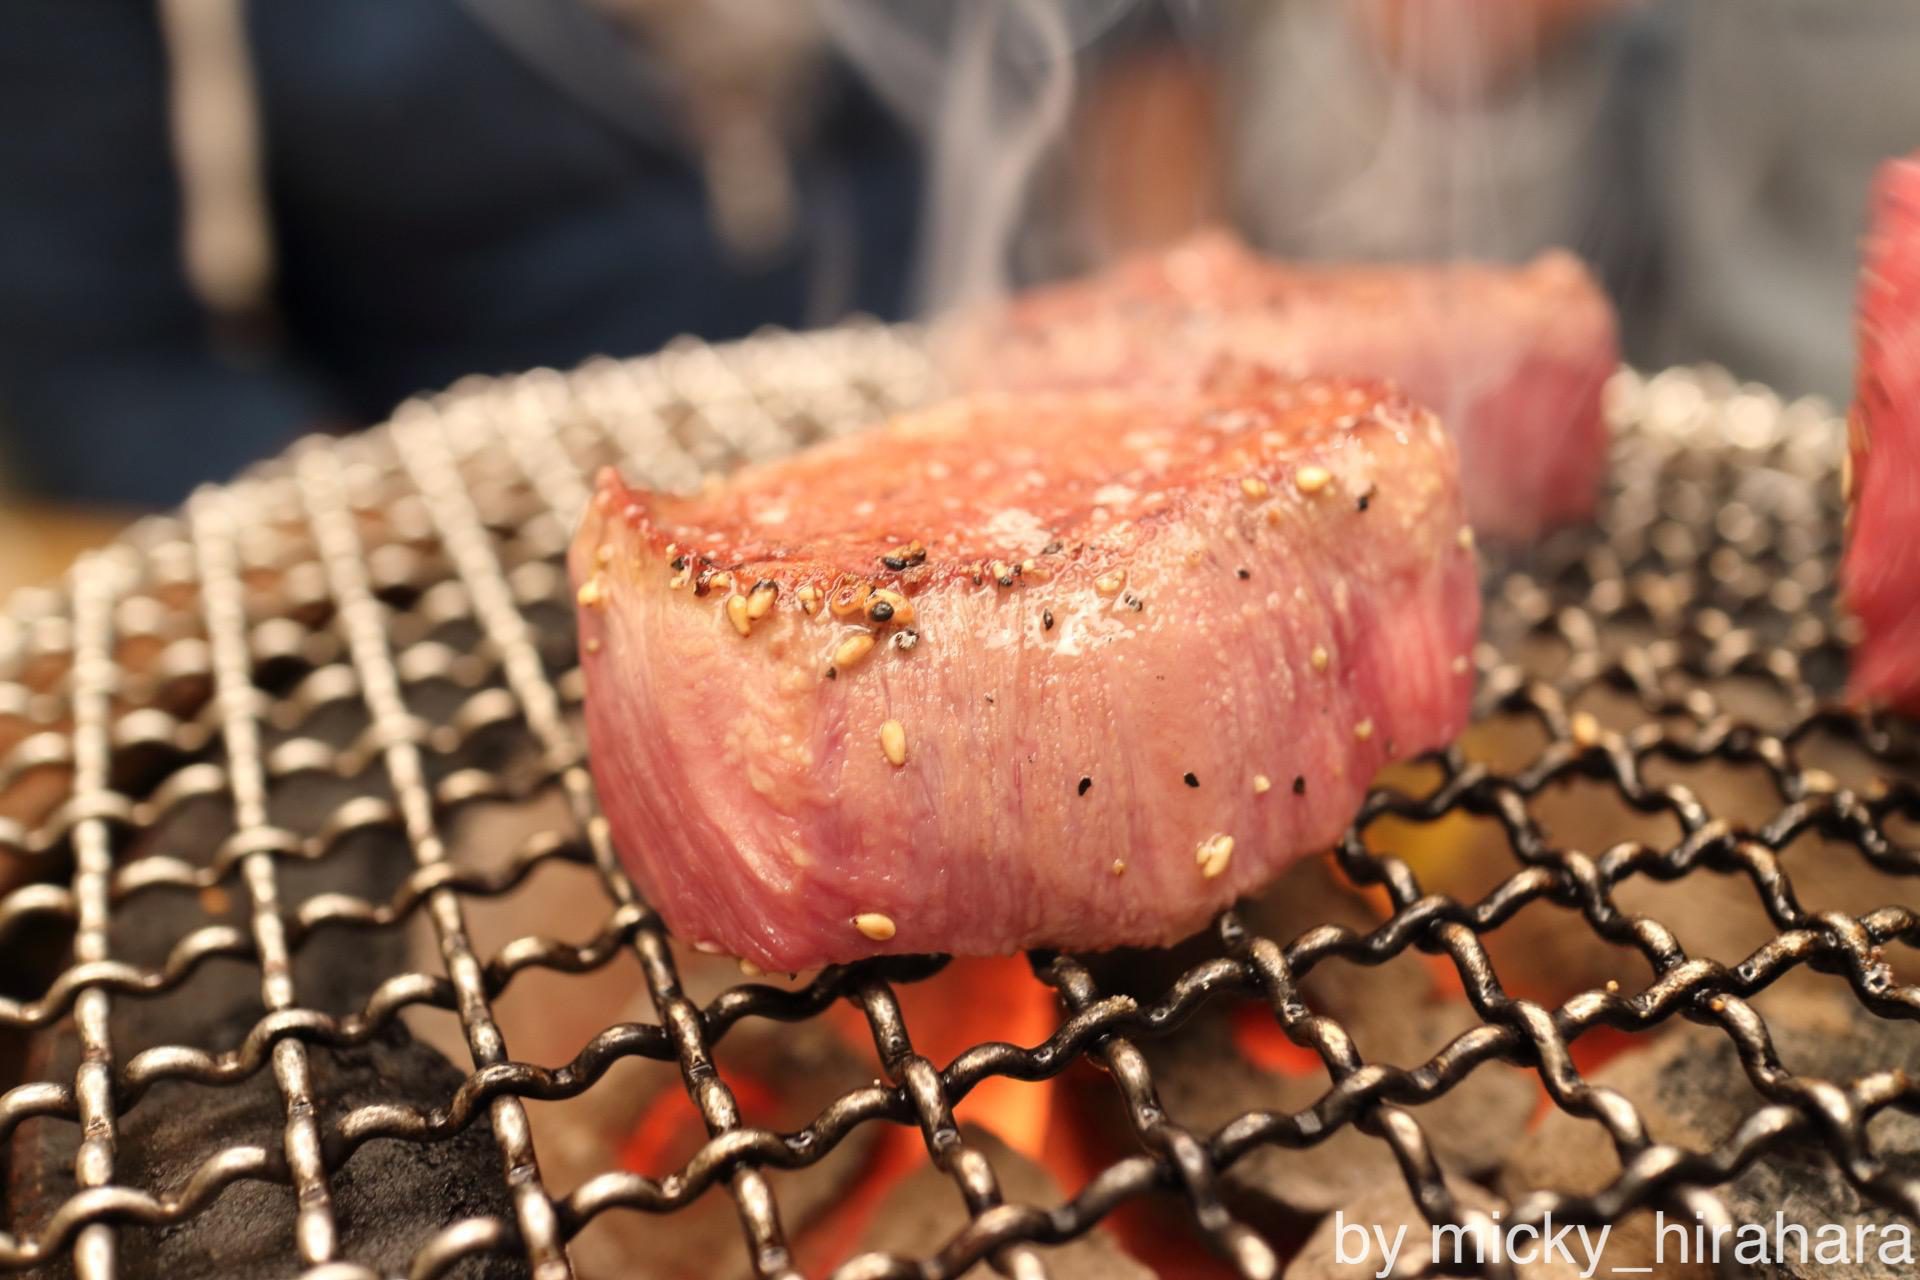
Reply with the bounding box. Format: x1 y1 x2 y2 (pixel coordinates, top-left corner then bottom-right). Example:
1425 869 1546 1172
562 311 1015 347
0 324 1915 1280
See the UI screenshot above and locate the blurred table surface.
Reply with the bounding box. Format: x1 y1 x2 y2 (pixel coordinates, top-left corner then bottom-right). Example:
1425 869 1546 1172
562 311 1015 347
0 502 130 600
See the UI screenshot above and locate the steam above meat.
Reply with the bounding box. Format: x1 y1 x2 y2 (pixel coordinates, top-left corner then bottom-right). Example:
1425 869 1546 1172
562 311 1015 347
1843 152 1920 713
939 229 1619 540
572 380 1477 971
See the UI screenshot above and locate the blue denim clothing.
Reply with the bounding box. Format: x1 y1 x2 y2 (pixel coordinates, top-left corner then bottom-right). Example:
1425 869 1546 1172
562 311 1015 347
0 0 920 505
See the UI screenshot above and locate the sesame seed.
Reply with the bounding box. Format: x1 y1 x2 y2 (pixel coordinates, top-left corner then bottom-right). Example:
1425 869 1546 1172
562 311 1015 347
880 719 907 767
585 637 602 655
1078 776 1092 796
1310 645 1329 672
596 545 614 566
1293 775 1306 795
746 581 778 620
830 583 872 617
739 958 763 976
1183 772 1200 788
1458 526 1476 551
854 912 896 941
1353 718 1374 742
708 571 734 592
1452 654 1470 675
1253 774 1272 794
576 577 605 608
1570 711 1601 748
725 594 752 636
1195 833 1235 879
1110 859 1127 877
797 584 823 616
1240 476 1270 500
833 632 876 669
692 940 722 955
1094 570 1126 597
1294 465 1332 494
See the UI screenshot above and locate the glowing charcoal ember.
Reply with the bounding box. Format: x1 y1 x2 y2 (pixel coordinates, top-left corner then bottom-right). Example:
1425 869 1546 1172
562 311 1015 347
1844 152 1920 713
571 381 1478 971
940 228 1619 541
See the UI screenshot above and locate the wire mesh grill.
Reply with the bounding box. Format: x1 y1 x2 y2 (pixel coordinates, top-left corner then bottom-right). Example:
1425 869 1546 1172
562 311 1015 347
2 325 1916 1280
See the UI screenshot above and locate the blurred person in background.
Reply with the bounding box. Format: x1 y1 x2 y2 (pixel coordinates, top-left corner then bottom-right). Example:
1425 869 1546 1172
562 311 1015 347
0 0 920 509
1218 0 1920 403
5 0 1918 518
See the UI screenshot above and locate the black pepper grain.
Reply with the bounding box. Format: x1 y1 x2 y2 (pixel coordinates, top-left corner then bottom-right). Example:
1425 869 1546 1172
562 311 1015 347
1078 777 1092 796
825 667 838 680
1042 609 1054 631
869 600 895 622
1183 772 1199 788
1236 567 1251 580
1292 775 1306 795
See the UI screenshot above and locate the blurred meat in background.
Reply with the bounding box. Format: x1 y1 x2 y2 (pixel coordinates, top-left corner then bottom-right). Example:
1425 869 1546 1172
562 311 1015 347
1 0 1918 587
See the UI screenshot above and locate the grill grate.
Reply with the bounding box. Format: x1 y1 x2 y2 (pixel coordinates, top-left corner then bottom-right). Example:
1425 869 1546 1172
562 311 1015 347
1 326 1917 1279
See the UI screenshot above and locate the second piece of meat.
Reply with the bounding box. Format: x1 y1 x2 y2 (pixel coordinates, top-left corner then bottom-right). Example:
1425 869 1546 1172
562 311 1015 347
940 229 1619 541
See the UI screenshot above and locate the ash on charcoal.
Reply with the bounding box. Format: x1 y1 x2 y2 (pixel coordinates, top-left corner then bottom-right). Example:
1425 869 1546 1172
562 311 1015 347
1504 986 1920 1279
1132 857 1536 1223
851 1125 1153 1280
7 800 519 1280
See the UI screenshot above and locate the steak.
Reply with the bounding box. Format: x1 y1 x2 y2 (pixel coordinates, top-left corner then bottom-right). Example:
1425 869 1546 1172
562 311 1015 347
938 229 1619 540
572 380 1477 971
1844 152 1920 713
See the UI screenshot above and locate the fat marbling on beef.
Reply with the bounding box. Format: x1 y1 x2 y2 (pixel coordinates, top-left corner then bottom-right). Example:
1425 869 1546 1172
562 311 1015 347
1844 151 1920 713
573 380 1477 971
939 229 1619 541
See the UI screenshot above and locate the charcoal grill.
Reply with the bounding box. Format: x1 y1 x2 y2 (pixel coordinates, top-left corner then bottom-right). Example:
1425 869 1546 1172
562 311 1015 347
1 323 1917 1280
